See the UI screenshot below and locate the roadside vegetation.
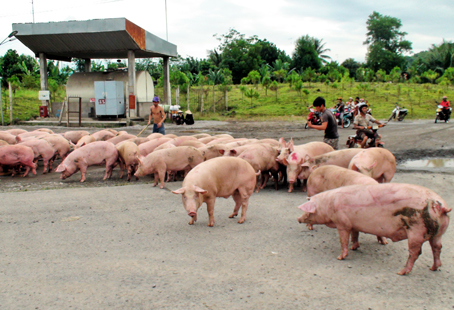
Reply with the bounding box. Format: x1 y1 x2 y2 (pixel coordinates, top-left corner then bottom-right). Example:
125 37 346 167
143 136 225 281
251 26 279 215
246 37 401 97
1 11 453 124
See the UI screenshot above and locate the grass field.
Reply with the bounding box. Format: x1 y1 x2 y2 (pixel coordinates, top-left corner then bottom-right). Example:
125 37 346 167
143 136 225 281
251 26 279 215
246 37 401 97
1 82 452 124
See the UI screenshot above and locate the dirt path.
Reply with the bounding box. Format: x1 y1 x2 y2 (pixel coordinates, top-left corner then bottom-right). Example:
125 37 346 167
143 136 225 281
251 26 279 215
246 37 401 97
1 120 453 309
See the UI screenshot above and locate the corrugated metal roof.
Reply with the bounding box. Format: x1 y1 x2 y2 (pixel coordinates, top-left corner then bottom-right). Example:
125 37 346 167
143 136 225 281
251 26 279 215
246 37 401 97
12 18 177 61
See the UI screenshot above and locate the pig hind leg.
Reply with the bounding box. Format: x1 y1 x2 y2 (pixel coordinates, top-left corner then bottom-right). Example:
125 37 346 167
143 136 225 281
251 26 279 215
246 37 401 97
206 198 216 227
232 187 253 224
398 233 425 275
337 228 351 260
351 230 360 250
429 236 442 271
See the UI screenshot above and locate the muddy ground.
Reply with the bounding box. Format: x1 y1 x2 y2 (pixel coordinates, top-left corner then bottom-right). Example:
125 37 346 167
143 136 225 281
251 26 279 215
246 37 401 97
1 119 454 309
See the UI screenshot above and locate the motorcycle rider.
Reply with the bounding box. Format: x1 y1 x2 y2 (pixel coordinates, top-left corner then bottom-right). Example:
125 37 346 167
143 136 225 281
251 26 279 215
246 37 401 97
353 103 385 148
334 97 345 127
440 96 451 123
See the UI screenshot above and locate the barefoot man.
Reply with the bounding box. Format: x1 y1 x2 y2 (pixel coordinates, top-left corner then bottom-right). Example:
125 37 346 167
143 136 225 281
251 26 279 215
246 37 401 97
147 96 166 135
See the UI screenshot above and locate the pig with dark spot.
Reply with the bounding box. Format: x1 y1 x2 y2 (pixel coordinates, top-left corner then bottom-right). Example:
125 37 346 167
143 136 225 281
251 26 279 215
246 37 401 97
91 130 116 141
55 141 118 182
172 157 257 226
348 148 396 183
297 183 451 275
134 146 204 189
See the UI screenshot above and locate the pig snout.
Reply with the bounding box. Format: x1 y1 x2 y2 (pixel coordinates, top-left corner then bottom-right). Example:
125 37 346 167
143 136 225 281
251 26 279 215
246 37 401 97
188 211 197 217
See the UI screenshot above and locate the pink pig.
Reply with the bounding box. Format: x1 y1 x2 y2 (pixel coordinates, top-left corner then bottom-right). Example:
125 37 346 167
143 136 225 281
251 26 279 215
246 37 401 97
134 146 205 189
298 149 363 180
0 132 19 144
63 131 90 144
348 148 396 183
116 141 140 181
19 139 56 173
297 183 451 275
283 141 334 193
55 141 118 182
172 157 258 226
138 138 173 156
0 145 37 177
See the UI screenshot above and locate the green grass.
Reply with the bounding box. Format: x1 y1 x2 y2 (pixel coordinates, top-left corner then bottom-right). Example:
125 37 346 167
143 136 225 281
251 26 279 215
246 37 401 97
2 82 452 124
1 86 66 125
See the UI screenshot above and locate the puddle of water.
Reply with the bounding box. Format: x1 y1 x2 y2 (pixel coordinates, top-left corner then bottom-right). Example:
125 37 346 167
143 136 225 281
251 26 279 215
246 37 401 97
400 158 454 169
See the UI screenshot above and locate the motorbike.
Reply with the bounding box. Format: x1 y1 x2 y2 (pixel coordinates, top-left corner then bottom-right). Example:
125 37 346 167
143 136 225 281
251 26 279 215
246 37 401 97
346 124 385 148
329 108 352 128
435 105 452 123
388 103 408 122
305 108 322 129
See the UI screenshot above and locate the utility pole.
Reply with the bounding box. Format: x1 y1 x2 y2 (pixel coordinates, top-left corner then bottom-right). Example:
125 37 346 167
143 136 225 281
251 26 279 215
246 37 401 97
8 81 13 125
0 79 3 126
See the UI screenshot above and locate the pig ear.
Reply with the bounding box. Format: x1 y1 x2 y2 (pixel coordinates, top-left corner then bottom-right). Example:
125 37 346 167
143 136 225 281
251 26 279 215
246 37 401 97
80 142 86 147
219 149 225 155
298 202 317 213
282 158 289 166
288 141 294 152
172 188 185 194
55 164 66 172
279 137 286 147
230 149 237 155
366 161 377 171
193 185 208 194
136 155 144 166
431 200 452 214
301 162 310 168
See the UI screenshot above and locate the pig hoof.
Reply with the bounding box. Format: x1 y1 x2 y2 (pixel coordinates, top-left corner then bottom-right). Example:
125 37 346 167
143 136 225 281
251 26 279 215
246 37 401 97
237 219 245 224
207 223 214 227
351 243 360 250
229 213 238 218
397 269 410 276
160 185 164 189
152 183 158 187
306 224 314 230
377 237 388 245
288 189 293 193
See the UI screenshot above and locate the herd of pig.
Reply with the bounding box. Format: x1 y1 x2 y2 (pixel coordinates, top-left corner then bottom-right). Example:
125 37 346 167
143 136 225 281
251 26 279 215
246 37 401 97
0 127 451 275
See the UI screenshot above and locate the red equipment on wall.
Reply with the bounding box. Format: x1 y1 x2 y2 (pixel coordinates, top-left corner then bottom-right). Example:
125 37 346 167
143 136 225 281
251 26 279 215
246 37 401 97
39 106 49 118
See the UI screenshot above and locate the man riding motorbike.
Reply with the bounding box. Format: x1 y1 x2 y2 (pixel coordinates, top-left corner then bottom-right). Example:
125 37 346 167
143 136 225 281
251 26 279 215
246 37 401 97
353 103 386 148
440 96 451 123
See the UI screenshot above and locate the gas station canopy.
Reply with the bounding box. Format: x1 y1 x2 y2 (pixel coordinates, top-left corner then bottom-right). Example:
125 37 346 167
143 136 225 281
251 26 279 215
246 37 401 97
12 18 177 61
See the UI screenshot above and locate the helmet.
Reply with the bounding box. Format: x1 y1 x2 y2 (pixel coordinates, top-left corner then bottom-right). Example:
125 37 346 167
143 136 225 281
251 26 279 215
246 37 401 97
337 97 342 100
360 98 364 102
443 96 448 99
357 103 367 111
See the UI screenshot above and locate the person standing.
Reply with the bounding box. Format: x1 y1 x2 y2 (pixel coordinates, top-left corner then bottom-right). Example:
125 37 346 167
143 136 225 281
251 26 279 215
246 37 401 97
148 96 166 134
307 96 339 150
440 96 451 123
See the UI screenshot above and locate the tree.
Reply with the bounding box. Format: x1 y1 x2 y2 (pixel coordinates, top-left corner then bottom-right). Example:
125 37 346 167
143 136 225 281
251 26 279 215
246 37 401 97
245 88 260 108
247 70 261 89
312 38 332 65
286 71 300 88
422 69 439 84
291 35 322 71
207 69 223 112
341 58 361 80
375 69 386 82
218 68 233 110
269 81 279 103
301 67 316 87
215 29 262 84
363 11 412 72
273 69 287 83
262 75 272 95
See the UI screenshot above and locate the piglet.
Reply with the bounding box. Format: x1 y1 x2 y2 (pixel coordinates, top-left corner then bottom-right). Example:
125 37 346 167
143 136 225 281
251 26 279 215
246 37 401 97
172 157 258 226
297 183 451 275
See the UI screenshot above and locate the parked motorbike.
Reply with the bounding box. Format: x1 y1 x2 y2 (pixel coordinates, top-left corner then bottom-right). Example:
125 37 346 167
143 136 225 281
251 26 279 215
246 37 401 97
435 105 452 123
305 108 322 129
388 103 408 122
346 124 386 148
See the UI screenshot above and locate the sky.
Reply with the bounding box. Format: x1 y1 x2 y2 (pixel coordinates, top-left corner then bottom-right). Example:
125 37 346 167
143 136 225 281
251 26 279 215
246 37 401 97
1 0 453 65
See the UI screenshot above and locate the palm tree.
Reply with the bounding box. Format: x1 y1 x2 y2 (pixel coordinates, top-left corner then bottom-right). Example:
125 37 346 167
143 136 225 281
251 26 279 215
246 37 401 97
312 38 332 64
